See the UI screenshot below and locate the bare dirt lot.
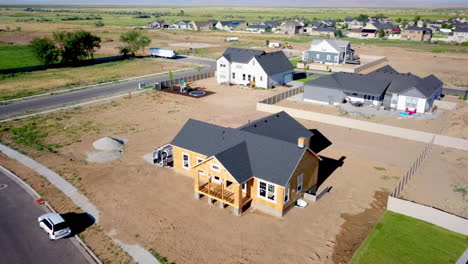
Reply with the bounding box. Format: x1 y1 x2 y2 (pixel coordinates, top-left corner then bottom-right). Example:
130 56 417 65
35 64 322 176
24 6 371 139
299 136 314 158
443 96 468 139
0 77 428 264
401 145 468 218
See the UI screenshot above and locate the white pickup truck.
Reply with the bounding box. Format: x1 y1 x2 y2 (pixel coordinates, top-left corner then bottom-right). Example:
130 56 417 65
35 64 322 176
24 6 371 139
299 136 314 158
225 37 239 42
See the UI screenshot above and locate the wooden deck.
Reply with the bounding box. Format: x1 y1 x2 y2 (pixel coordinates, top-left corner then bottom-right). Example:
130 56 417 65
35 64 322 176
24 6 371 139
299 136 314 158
198 182 251 208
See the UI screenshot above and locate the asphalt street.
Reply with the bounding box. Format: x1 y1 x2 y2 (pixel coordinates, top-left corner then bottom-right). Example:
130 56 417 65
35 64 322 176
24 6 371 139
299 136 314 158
0 171 91 264
0 56 216 118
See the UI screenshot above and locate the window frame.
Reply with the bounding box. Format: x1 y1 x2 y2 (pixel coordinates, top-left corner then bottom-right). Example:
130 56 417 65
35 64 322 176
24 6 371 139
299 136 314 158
242 183 247 193
258 180 277 202
196 157 204 164
210 163 220 172
284 182 290 204
296 173 303 193
182 152 190 169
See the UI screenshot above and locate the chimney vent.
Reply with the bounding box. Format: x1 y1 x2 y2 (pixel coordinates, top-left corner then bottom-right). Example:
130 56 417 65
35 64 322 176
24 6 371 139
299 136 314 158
297 137 309 149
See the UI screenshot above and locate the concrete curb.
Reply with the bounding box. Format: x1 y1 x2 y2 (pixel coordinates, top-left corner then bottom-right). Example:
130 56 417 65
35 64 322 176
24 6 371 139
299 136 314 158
0 165 102 264
0 145 160 264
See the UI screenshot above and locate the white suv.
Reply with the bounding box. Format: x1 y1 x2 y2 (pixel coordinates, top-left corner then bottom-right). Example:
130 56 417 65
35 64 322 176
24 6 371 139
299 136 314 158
38 213 72 240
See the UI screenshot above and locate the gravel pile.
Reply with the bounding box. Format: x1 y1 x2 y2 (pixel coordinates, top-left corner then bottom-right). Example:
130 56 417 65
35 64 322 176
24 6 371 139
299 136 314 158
86 137 126 163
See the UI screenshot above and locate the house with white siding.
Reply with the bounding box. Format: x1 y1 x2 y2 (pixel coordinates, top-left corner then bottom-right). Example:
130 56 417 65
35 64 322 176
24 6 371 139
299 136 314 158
303 65 443 113
216 48 294 89
302 39 355 65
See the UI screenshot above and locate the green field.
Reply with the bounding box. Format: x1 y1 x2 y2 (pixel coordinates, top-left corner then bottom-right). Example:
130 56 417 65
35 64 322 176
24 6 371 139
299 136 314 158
0 44 41 69
351 211 468 264
0 6 466 27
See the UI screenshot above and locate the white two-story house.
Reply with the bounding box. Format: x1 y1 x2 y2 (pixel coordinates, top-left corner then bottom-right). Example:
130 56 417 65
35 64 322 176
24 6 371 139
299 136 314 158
216 48 294 89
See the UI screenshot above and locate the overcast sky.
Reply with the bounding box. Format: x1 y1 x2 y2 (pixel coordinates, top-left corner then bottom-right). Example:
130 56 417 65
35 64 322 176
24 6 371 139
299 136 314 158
1 0 467 7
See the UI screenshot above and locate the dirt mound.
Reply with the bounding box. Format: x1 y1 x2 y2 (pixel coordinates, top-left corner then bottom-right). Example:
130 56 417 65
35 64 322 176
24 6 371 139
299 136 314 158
87 137 126 163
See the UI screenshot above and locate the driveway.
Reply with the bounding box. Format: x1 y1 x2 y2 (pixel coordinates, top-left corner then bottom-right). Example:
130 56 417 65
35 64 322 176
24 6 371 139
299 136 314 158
0 170 93 264
0 56 216 118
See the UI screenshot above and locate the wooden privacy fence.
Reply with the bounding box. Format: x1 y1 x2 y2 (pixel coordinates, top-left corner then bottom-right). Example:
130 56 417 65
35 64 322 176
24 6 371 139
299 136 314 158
259 85 304 105
160 72 215 89
391 114 450 197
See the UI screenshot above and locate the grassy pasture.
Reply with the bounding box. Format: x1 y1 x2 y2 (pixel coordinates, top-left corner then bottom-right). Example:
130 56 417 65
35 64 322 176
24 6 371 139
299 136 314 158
0 44 41 69
351 211 468 264
0 6 466 27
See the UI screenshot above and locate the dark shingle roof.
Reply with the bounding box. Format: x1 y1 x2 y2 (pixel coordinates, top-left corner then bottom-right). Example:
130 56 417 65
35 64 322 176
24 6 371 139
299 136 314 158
405 26 433 33
247 24 271 29
171 112 313 186
220 48 293 76
305 72 391 97
455 27 468 32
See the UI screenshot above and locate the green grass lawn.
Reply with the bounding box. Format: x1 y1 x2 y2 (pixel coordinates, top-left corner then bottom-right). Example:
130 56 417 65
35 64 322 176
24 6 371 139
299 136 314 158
351 211 468 264
296 77 314 82
289 57 303 68
0 44 41 70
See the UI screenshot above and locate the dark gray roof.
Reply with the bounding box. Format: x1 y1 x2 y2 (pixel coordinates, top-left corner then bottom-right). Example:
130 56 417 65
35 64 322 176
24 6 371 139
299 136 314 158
305 72 391 97
455 27 468 32
247 24 271 29
220 48 293 75
405 26 433 33
307 65 443 99
372 22 400 31
238 111 313 144
171 112 313 186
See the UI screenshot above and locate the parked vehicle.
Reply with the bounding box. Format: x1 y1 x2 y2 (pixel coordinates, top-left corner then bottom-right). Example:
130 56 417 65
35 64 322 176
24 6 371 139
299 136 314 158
38 213 72 240
153 144 173 167
149 48 177 59
268 42 281 48
225 37 239 42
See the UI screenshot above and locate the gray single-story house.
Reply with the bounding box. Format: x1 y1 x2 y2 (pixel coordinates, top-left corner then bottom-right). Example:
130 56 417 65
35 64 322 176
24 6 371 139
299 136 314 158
303 65 443 113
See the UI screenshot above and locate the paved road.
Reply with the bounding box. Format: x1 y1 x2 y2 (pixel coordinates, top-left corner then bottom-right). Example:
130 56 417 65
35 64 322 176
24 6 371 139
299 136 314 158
0 171 91 264
0 56 216 118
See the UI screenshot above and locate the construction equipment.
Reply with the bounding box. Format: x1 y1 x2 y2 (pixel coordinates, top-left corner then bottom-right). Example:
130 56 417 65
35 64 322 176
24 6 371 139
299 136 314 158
282 42 293 49
153 144 173 167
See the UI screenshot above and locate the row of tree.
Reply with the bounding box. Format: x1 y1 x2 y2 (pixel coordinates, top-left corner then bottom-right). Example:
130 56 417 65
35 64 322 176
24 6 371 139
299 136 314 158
30 30 151 65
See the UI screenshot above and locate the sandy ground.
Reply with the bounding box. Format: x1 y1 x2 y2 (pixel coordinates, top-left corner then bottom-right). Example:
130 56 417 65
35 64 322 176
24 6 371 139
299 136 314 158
169 42 219 48
276 98 449 134
0 77 429 264
444 96 468 139
401 146 468 218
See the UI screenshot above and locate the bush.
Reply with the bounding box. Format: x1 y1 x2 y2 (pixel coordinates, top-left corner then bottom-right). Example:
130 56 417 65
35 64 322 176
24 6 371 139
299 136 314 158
95 20 104 27
30 37 58 65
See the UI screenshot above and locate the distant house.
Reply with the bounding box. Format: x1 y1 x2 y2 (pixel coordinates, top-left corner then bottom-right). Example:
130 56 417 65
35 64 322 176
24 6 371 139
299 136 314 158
346 18 369 29
190 21 213 31
280 21 303 35
302 39 354 65
347 28 378 39
262 20 283 31
172 20 193 30
303 65 443 113
215 20 248 31
147 20 169 29
216 47 294 88
170 111 322 217
427 21 443 31
448 27 468 43
366 23 401 35
246 24 272 33
401 26 432 41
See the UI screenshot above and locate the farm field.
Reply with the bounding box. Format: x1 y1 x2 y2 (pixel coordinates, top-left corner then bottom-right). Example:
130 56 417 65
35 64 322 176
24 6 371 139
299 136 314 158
0 43 41 69
351 211 468 264
0 58 189 100
0 77 431 264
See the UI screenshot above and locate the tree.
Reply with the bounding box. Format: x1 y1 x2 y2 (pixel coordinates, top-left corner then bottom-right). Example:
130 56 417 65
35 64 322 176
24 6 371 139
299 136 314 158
378 29 385 38
30 37 58 65
336 29 343 38
414 15 421 21
95 20 104 27
355 14 369 20
395 18 402 23
53 30 101 64
118 30 150 57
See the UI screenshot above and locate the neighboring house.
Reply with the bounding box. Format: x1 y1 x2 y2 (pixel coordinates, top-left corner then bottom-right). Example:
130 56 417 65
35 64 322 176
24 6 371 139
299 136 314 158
215 20 248 31
369 16 393 24
366 22 401 36
305 22 336 37
427 21 443 31
216 47 294 89
262 20 283 31
302 39 354 65
189 21 213 31
417 19 429 28
246 24 272 33
172 20 193 29
401 26 432 41
147 20 169 29
280 21 303 35
448 27 468 43
347 28 378 39
303 65 443 113
170 111 321 217
346 18 369 29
